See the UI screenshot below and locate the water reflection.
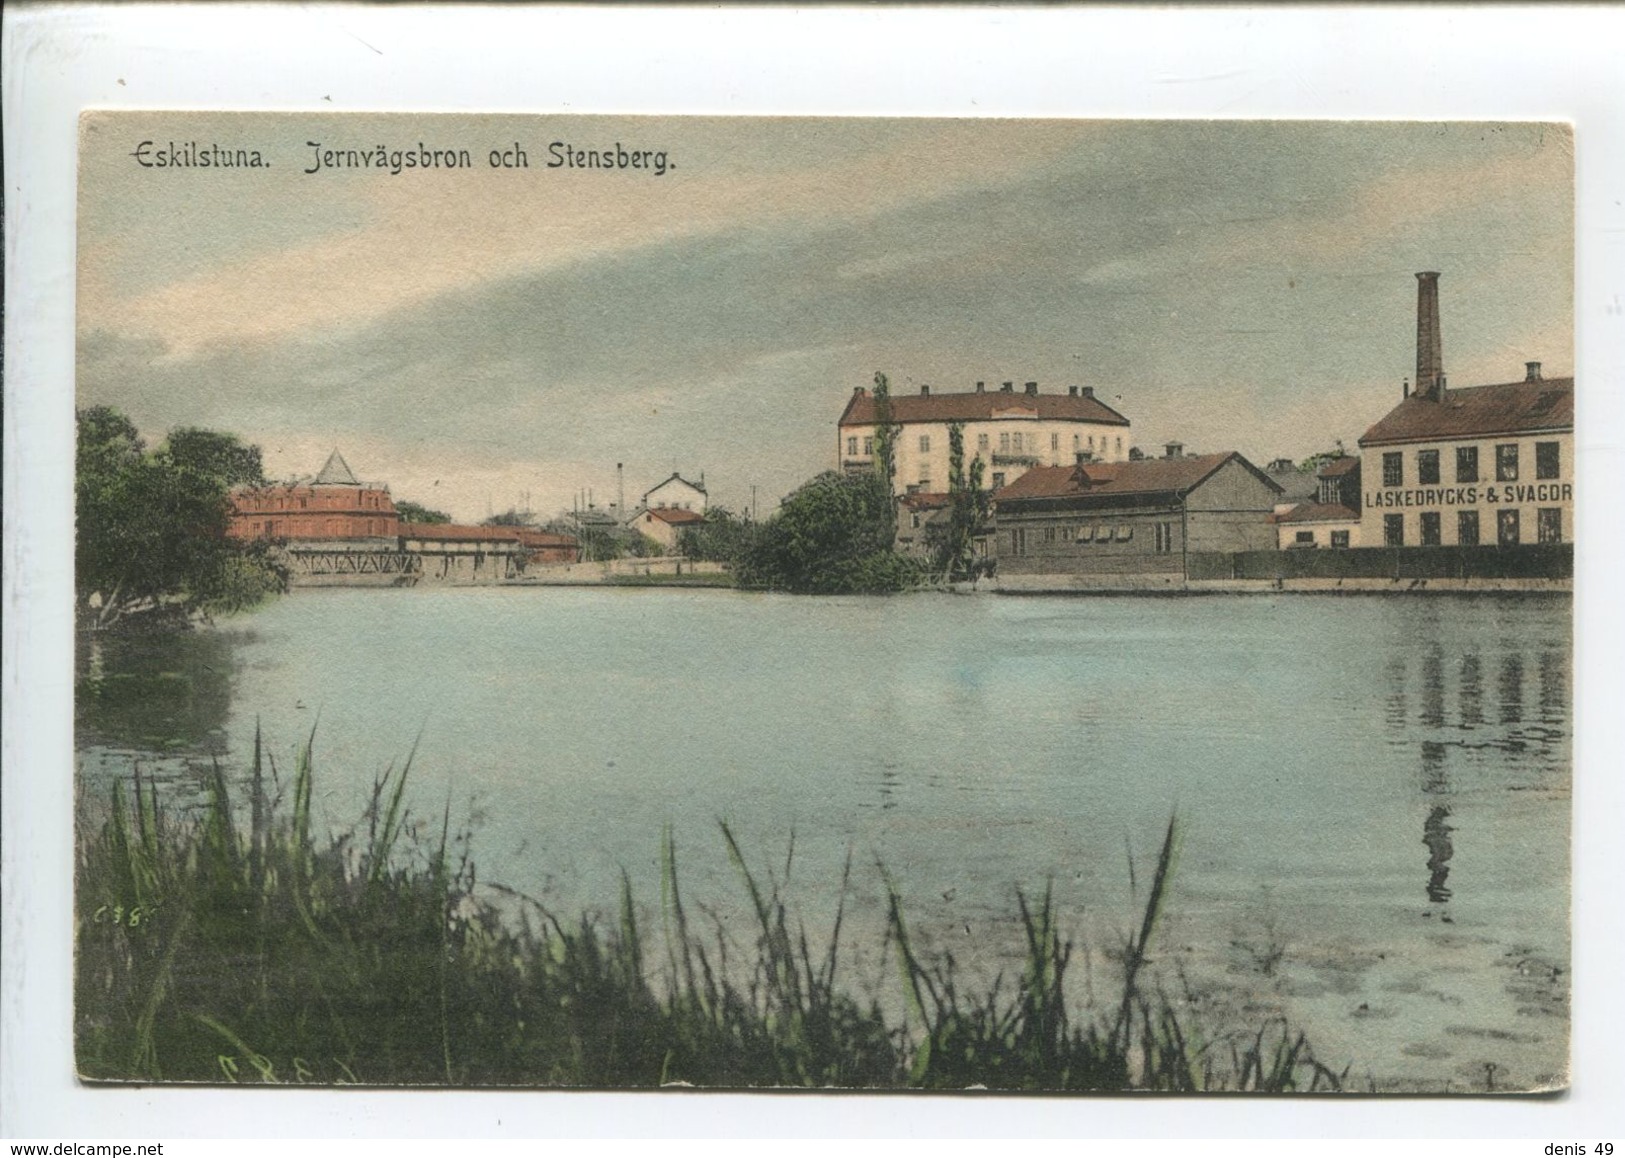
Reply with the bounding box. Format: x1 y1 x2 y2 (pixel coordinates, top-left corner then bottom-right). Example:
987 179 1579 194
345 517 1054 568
1423 805 1455 906
76 627 240 753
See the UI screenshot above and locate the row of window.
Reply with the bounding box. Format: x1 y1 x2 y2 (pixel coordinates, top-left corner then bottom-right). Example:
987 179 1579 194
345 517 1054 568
1294 530 1354 548
1008 521 1175 554
1381 441 1561 488
1381 508 1563 547
846 431 1126 458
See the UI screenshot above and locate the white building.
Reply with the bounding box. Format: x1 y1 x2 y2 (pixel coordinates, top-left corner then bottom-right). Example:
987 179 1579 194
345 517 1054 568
641 473 707 514
1357 274 1573 550
837 379 1131 496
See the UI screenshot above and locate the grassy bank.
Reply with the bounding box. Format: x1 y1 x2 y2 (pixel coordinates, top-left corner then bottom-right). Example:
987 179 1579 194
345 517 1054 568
76 730 1343 1091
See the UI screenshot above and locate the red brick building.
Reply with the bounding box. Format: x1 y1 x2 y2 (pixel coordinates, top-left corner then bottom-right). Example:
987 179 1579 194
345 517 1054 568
228 450 399 541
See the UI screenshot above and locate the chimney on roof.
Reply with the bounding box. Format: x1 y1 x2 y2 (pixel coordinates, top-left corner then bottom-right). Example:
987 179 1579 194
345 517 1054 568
1526 361 1543 381
920 384 930 396
1415 271 1444 402
854 385 867 396
1164 441 1184 459
1074 450 1094 466
975 380 985 393
1081 386 1095 399
1001 381 1014 393
1068 385 1078 397
1025 381 1038 396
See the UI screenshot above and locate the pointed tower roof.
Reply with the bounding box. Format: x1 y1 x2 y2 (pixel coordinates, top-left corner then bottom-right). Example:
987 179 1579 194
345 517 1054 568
314 449 361 486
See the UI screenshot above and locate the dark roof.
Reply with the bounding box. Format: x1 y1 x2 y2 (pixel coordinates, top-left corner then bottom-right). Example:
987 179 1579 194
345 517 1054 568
644 507 706 526
1275 502 1360 525
839 388 1130 429
994 452 1281 505
1318 456 1361 479
1359 377 1573 447
899 491 951 511
643 472 707 499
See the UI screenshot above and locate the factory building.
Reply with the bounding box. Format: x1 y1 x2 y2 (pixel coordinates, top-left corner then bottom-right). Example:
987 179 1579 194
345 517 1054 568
992 448 1282 581
1357 273 1573 549
838 379 1131 497
227 450 399 541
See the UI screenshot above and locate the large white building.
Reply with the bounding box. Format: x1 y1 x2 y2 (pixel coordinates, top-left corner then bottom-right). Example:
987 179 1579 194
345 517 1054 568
837 379 1132 496
1357 273 1573 550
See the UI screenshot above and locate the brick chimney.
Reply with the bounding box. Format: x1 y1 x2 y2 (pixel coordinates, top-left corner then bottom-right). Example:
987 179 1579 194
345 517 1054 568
976 380 985 393
920 384 930 396
1001 381 1014 393
1025 381 1038 396
1415 272 1444 401
1068 385 1078 396
1164 441 1184 459
1526 361 1543 381
1081 386 1095 399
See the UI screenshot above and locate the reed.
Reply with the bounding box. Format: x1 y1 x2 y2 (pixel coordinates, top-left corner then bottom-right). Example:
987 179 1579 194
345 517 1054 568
75 729 1342 1091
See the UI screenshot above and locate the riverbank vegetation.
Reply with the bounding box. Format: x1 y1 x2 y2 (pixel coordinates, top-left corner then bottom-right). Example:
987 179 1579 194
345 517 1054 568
77 407 288 629
76 732 1342 1091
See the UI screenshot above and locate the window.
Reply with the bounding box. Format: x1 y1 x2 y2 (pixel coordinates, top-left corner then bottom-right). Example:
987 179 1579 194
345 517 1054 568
1383 452 1403 488
1011 432 1023 454
1417 449 1440 485
1073 434 1081 451
911 512 922 529
1496 443 1519 482
1331 530 1350 549
846 436 858 456
1051 433 1060 451
919 435 931 454
1077 525 1093 543
1116 525 1133 541
1295 531 1315 545
1088 436 1095 451
1420 511 1442 546
863 436 874 455
1456 446 1479 483
978 433 989 451
1536 442 1560 480
1458 510 1480 546
1538 508 1562 544
1115 438 1123 456
1497 508 1520 548
991 472 1006 489
1009 529 1026 556
1384 514 1404 546
999 432 1011 453
1043 526 1056 543
1155 522 1175 553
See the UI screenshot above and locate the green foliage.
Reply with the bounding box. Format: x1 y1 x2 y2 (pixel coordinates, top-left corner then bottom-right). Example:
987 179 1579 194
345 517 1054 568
76 745 1342 1091
925 421 994 583
736 472 921 594
76 407 288 628
394 501 452 525
481 508 533 527
677 506 755 564
870 371 900 541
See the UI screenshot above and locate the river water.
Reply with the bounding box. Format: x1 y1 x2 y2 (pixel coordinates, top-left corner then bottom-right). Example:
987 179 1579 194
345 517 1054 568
76 588 1571 1092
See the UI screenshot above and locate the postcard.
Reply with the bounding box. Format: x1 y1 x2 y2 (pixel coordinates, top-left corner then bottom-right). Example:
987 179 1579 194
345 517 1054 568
71 111 1572 1093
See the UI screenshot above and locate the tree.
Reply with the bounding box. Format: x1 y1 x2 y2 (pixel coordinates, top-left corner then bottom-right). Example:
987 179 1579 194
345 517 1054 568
678 507 755 564
76 406 288 628
482 507 534 527
736 472 920 594
925 421 993 583
870 371 901 541
395 500 452 525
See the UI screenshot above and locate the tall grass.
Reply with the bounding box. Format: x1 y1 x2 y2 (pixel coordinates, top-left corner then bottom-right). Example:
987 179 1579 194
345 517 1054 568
75 729 1342 1091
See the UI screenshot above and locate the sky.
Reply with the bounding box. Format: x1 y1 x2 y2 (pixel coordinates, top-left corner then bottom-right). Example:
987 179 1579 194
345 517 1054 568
77 114 1573 522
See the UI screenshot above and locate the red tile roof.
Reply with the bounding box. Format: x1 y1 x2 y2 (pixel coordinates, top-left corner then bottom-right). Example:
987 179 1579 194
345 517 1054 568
400 523 578 548
1359 378 1573 447
994 452 1281 504
1275 502 1360 525
899 491 951 510
839 388 1129 429
644 507 706 526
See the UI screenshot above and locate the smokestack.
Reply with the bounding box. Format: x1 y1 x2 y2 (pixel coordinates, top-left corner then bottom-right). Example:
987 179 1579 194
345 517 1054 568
1415 271 1443 401
1526 361 1543 381
1025 381 1038 395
